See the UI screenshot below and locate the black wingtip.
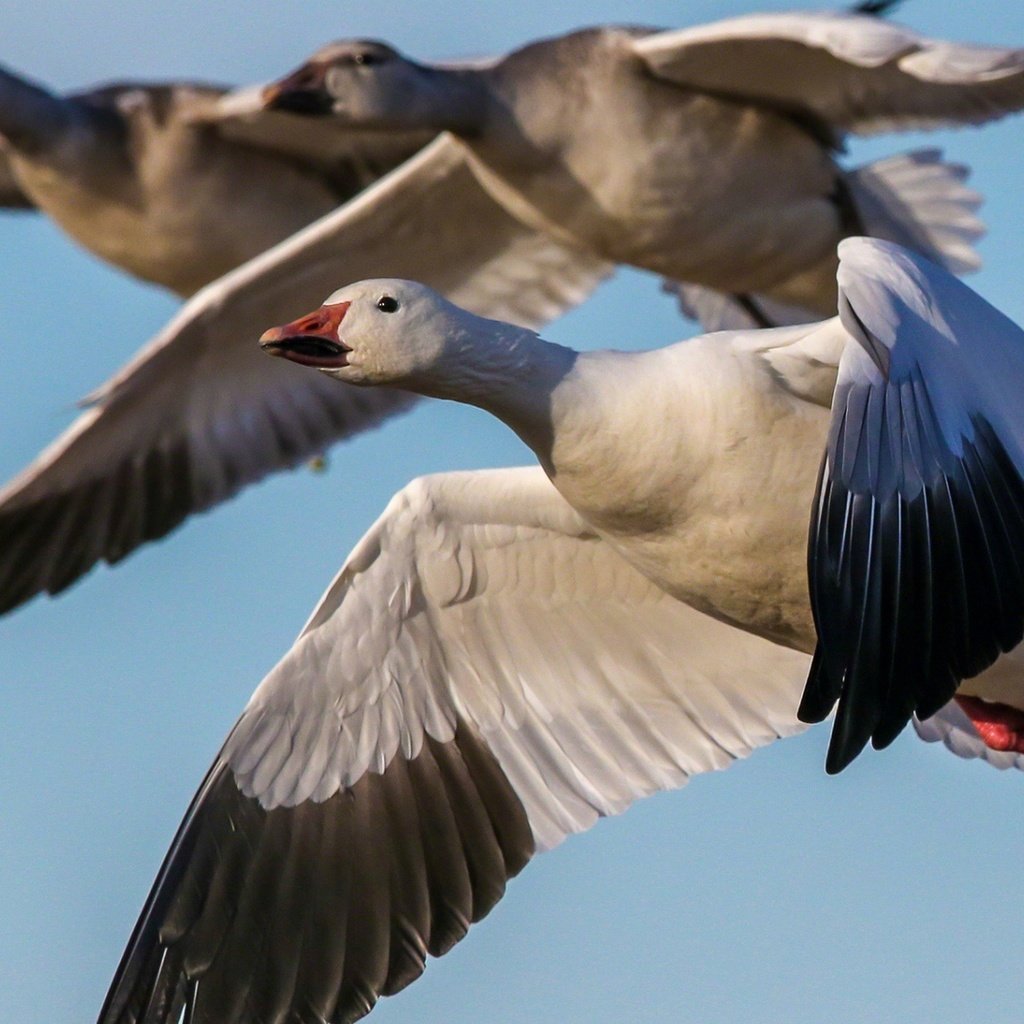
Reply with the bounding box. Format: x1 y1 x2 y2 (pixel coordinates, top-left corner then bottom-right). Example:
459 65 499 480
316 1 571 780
797 647 838 724
824 732 867 775
851 0 905 16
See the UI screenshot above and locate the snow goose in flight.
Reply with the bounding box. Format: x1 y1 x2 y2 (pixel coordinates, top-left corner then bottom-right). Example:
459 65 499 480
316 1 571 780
0 7 1018 615
98 238 1024 1024
263 10 1021 327
0 65 436 293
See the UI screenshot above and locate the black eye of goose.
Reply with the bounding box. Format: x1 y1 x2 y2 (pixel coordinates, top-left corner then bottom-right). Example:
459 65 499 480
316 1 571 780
376 295 399 313
352 51 384 67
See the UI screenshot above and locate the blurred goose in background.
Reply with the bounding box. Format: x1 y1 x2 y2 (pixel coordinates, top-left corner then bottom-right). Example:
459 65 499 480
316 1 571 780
99 239 1024 1024
4 6 1024 616
265 9 1024 326
0 66 435 292
0 68 612 613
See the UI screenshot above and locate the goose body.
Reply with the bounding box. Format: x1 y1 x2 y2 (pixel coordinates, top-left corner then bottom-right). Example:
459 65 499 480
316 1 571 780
503 330 827 648
3 85 333 294
96 239 1024 1024
444 27 842 307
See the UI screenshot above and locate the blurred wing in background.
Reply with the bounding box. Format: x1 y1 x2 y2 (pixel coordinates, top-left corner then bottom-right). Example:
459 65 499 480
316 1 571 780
0 135 611 615
198 81 438 200
636 11 1024 136
0 143 33 208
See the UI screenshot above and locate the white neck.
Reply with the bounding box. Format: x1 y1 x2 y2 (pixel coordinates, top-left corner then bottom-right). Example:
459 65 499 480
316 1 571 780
412 321 577 456
372 64 488 136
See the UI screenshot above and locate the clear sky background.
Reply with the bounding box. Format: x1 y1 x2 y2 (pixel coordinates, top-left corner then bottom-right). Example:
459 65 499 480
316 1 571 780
2 3 1024 1023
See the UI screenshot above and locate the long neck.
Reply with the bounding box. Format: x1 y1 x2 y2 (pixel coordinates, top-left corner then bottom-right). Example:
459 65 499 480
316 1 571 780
415 323 577 457
0 65 77 154
417 65 489 135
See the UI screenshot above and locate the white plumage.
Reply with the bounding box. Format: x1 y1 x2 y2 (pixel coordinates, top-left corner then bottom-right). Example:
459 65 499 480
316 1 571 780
227 467 810 841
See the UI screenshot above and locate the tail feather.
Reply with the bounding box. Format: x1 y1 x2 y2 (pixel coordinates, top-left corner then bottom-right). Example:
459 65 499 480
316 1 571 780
667 148 985 333
665 282 821 332
845 148 985 275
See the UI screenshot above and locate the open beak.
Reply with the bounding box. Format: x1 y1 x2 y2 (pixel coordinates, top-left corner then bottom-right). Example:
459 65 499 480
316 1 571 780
260 302 352 368
262 62 335 114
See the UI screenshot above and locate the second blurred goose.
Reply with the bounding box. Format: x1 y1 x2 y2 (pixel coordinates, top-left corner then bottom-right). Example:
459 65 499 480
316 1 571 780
263 10 1024 325
0 65 432 293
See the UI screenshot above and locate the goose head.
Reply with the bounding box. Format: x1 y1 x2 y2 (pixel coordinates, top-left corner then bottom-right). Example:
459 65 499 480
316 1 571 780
262 40 481 132
260 279 479 390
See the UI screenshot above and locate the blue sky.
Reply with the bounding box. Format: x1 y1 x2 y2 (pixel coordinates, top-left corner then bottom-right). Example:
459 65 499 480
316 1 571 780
2 3 1024 1022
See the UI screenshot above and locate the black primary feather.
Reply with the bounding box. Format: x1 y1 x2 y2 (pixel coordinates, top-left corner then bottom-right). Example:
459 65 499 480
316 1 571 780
803 364 1024 772
852 0 906 16
98 723 534 1024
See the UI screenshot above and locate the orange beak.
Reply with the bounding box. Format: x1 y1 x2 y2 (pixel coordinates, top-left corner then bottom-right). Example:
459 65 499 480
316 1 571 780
261 62 334 114
260 302 352 368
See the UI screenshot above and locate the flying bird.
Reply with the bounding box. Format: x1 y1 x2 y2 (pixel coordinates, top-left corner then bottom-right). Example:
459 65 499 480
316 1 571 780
3 8 1023 615
0 65 439 292
99 238 1024 1024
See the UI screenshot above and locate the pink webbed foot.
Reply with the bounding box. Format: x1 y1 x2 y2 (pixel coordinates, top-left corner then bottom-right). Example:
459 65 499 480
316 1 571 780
955 696 1024 754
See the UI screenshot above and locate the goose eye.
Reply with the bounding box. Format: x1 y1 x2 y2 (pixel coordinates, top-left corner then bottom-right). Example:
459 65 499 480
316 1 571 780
376 295 399 313
353 51 384 67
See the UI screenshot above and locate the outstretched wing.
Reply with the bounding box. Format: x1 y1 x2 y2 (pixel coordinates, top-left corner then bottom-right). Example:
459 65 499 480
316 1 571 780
801 237 1024 772
99 466 808 1024
635 12 1024 135
0 135 611 615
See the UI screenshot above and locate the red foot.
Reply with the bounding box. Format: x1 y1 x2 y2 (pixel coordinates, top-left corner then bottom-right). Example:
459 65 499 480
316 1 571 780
955 696 1024 754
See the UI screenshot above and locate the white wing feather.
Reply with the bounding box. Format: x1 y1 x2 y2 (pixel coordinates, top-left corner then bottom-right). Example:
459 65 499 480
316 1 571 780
227 466 810 850
635 12 1024 134
98 466 810 1024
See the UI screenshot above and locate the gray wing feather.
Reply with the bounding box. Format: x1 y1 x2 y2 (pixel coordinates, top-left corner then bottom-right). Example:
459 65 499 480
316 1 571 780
637 13 1024 135
0 144 32 209
0 136 610 615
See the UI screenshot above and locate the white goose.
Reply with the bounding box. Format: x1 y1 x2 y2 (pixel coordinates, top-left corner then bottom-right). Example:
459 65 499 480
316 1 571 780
4 5 1022 615
0 67 431 294
99 239 1024 1024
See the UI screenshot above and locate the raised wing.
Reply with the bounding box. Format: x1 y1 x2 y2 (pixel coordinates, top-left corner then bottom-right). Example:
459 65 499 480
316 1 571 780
0 135 612 615
635 12 1024 135
99 466 809 1024
801 237 1024 772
